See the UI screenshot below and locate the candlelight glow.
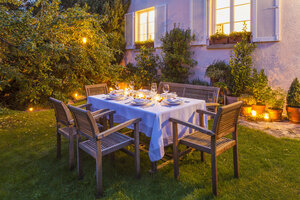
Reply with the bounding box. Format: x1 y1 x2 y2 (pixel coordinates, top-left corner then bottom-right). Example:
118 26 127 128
109 87 113 92
154 94 161 101
138 93 145 99
82 37 87 44
264 113 270 120
251 110 257 117
74 93 78 98
29 107 33 112
124 89 129 96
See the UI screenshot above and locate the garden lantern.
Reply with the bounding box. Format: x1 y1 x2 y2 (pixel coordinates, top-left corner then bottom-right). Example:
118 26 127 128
82 37 87 44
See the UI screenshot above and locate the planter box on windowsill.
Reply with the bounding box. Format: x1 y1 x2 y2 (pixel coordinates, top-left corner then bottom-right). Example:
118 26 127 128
134 41 154 49
209 37 228 45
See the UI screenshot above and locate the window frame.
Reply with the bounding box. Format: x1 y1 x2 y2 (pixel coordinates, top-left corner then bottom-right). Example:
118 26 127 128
211 0 252 35
135 7 155 42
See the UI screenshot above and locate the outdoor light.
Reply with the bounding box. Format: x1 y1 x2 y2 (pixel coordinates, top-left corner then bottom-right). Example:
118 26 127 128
82 37 87 44
29 107 33 112
124 88 129 96
251 110 257 117
138 93 145 99
154 94 161 102
264 113 270 120
109 87 113 92
74 93 78 98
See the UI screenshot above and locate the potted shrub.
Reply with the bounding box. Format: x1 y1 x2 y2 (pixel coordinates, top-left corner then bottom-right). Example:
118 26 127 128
205 60 231 85
229 31 252 43
286 78 300 123
238 94 256 116
251 69 271 115
267 88 285 121
209 32 229 45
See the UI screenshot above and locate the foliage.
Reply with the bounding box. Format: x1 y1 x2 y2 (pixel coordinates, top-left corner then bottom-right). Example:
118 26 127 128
229 25 257 96
121 46 159 89
267 88 286 110
287 78 300 108
250 69 272 105
229 31 251 42
135 40 154 49
190 79 209 86
0 0 116 109
238 94 256 106
209 32 228 40
160 24 197 83
205 60 231 84
61 0 130 64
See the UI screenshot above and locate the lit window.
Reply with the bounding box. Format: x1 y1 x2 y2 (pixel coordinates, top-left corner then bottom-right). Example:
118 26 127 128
215 0 251 34
136 8 155 42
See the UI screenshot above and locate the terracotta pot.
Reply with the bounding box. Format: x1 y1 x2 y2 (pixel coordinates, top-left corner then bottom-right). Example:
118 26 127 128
251 105 266 115
226 96 238 105
287 106 300 123
210 37 228 45
268 109 283 121
241 106 252 116
229 37 242 43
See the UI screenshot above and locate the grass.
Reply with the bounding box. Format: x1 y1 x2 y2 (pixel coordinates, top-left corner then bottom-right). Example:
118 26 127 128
0 108 300 199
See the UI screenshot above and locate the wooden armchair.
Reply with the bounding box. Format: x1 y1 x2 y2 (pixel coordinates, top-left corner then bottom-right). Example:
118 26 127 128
68 105 141 197
158 82 220 112
49 97 108 169
170 101 243 196
85 83 108 97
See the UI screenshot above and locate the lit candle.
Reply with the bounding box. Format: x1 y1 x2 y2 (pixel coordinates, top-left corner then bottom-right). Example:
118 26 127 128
109 87 113 92
138 93 145 99
264 113 270 120
29 107 33 112
124 88 129 96
74 93 78 98
154 94 161 101
251 110 257 117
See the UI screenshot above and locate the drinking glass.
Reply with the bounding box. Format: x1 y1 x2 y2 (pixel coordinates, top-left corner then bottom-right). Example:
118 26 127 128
163 84 169 94
129 81 134 91
151 83 157 94
115 81 119 90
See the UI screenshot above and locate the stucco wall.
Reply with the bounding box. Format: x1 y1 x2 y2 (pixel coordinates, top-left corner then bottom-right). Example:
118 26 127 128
124 0 300 90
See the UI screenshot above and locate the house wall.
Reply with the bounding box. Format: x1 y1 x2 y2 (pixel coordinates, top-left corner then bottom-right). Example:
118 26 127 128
124 0 300 90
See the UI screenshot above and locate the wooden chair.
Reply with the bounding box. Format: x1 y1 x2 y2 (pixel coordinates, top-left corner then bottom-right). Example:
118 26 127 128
85 83 108 97
68 105 141 197
158 82 220 112
170 101 243 196
49 97 108 169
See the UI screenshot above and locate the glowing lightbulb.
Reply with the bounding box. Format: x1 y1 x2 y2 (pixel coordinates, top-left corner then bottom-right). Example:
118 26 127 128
251 110 257 117
29 107 33 112
74 93 78 98
82 37 87 44
264 113 270 120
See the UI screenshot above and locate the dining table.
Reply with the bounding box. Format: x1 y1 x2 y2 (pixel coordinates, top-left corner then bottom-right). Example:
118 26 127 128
87 94 208 163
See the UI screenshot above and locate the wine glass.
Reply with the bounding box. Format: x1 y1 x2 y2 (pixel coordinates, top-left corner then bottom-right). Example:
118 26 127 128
163 84 169 94
151 83 157 94
115 81 119 90
129 81 134 91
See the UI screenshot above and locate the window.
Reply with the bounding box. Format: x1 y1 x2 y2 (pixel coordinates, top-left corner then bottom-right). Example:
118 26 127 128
214 0 251 34
136 8 155 42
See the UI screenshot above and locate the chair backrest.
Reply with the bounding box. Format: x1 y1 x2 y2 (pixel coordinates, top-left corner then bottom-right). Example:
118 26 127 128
212 101 243 139
158 82 219 103
85 83 108 97
68 105 99 140
49 97 72 126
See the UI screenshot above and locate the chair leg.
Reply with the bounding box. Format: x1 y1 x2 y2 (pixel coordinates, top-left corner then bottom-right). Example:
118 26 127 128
233 145 239 178
211 154 218 196
56 132 61 159
96 149 103 197
173 122 179 179
201 152 205 162
69 136 75 170
77 140 83 179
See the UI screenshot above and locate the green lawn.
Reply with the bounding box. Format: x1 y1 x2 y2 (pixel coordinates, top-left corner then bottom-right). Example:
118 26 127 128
0 108 300 199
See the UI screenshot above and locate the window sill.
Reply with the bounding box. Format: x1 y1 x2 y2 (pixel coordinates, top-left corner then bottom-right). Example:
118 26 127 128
206 44 235 49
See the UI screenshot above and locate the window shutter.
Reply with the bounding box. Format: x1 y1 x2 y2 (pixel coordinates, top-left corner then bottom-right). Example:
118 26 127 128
190 0 207 45
125 12 134 49
154 4 167 48
252 0 280 42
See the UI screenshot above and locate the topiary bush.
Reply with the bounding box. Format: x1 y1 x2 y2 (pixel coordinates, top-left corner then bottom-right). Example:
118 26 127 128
250 69 272 105
205 60 231 84
287 78 300 108
160 24 197 83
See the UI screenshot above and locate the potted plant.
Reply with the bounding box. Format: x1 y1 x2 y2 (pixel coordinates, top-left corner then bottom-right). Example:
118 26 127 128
205 60 231 85
286 78 300 123
267 88 285 121
238 94 256 116
209 32 229 45
229 31 252 43
135 40 154 49
251 69 271 115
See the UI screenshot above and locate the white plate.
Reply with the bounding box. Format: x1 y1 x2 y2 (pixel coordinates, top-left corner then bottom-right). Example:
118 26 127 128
163 98 183 105
105 94 125 100
131 99 152 106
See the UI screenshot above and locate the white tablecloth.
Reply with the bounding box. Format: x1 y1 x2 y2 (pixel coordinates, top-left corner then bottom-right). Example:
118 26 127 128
87 95 207 162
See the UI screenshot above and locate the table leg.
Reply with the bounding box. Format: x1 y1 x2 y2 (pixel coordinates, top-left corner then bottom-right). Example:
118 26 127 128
149 161 157 174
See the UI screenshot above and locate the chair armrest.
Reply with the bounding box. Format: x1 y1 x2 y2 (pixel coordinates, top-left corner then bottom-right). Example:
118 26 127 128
196 109 216 117
206 102 220 107
93 110 116 121
76 103 92 110
91 108 110 116
169 118 214 136
96 118 141 139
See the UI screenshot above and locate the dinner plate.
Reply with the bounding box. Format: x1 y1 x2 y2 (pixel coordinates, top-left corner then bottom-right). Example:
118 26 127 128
131 99 152 106
105 94 125 100
162 98 183 105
